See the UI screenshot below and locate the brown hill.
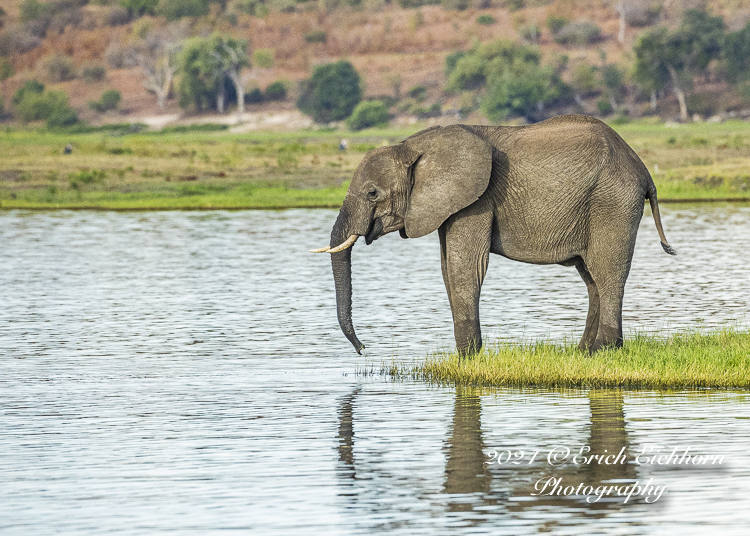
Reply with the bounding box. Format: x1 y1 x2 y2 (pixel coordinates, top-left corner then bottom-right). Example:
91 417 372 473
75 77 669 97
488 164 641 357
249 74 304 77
2 0 750 125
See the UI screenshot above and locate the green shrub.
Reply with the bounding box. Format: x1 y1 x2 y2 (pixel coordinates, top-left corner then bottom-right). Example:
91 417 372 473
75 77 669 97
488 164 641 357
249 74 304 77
156 0 210 20
442 0 469 10
15 89 67 122
346 100 390 130
476 15 496 25
158 123 229 133
12 80 78 126
264 80 288 101
396 0 440 7
371 95 397 107
252 48 275 69
82 64 107 83
20 0 45 22
245 87 263 104
119 0 159 18
445 50 466 77
518 22 540 43
545 14 568 35
596 99 613 115
553 21 602 46
407 85 427 102
413 102 442 119
237 0 268 16
89 89 122 112
297 60 363 123
41 53 77 82
304 30 327 43
610 113 630 125
12 79 45 106
46 107 78 128
505 0 524 11
68 169 106 185
458 91 478 117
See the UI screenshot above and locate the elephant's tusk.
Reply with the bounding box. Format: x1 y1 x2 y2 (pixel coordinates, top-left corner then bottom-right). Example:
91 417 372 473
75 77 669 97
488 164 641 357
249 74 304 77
327 234 359 253
309 246 332 253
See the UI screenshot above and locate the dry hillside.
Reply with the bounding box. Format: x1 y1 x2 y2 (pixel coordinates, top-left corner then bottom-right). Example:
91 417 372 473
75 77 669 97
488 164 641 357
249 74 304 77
3 0 750 124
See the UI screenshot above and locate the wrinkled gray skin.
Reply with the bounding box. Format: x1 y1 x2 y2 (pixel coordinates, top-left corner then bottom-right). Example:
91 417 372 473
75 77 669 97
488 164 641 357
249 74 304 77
325 115 675 356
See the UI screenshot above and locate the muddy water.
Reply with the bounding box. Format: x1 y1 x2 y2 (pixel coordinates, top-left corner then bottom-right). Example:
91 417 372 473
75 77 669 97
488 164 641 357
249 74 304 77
1 206 749 534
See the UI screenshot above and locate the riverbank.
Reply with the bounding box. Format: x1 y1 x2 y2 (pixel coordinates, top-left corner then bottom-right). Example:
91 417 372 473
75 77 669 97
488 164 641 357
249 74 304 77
393 329 750 389
3 120 750 210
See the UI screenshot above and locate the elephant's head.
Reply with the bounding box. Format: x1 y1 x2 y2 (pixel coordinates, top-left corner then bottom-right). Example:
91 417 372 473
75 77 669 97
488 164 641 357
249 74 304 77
311 125 493 353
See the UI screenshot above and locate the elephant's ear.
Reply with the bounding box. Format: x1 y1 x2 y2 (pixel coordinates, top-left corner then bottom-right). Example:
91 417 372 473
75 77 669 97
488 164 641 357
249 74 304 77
402 125 492 238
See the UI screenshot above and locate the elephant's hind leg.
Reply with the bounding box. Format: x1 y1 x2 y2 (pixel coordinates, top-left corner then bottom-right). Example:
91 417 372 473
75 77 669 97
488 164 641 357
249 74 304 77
439 205 493 358
585 242 635 352
575 260 600 352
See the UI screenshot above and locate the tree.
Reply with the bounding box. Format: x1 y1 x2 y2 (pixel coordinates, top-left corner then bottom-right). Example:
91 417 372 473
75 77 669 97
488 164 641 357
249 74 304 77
0 58 14 102
443 40 562 122
724 21 750 84
178 34 248 115
601 63 624 110
131 24 185 110
569 62 598 107
446 40 544 93
633 10 724 121
481 59 560 122
209 34 249 117
297 61 362 123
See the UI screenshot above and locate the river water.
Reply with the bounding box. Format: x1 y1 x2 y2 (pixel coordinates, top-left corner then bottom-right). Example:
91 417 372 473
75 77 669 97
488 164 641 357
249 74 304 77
1 206 749 534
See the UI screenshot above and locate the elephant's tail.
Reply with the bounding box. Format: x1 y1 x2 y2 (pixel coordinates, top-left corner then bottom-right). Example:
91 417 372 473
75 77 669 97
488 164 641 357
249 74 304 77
646 184 676 255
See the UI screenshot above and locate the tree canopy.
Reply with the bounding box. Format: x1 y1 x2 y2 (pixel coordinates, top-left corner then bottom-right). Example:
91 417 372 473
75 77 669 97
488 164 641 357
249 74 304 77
633 9 725 120
445 40 564 122
296 61 362 123
178 33 248 114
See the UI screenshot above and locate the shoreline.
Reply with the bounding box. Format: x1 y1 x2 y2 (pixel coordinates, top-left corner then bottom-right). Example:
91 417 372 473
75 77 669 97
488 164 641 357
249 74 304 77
2 197 749 211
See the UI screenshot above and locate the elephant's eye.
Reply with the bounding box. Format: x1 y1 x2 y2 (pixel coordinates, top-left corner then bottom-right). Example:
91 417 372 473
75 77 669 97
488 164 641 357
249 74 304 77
367 188 378 201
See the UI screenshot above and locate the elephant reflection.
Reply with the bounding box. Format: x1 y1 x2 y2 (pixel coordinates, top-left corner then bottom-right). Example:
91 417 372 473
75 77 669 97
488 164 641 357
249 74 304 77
335 387 641 526
442 388 639 516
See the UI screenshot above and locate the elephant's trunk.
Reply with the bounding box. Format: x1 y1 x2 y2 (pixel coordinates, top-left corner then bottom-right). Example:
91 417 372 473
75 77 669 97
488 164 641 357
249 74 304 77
331 204 365 354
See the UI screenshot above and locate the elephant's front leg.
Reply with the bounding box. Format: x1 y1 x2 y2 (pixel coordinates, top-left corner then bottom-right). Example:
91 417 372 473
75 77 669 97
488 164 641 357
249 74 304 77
438 204 493 358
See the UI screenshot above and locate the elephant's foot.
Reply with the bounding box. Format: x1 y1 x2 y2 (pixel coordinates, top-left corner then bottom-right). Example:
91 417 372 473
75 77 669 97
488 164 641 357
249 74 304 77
578 331 599 354
588 327 624 353
456 338 483 360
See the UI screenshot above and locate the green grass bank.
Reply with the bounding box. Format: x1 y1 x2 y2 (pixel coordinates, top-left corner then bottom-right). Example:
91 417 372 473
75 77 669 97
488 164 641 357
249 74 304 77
393 329 750 389
2 120 750 210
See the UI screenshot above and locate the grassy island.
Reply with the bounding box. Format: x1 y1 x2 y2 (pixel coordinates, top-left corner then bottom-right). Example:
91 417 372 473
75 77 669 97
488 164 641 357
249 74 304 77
2 120 750 210
393 329 750 389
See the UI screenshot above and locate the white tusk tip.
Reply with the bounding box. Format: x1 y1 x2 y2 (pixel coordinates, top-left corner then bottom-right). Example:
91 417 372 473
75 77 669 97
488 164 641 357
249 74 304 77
327 234 359 253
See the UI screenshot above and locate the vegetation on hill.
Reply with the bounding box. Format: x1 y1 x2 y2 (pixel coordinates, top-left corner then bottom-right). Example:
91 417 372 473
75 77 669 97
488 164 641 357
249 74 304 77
3 1 750 128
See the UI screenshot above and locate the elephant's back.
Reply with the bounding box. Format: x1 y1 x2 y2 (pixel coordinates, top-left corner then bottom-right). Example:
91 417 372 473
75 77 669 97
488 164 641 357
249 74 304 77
498 115 649 197
487 115 649 262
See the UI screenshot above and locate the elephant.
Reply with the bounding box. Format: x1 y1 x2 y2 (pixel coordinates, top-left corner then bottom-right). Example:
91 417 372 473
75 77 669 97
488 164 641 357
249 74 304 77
312 115 675 356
